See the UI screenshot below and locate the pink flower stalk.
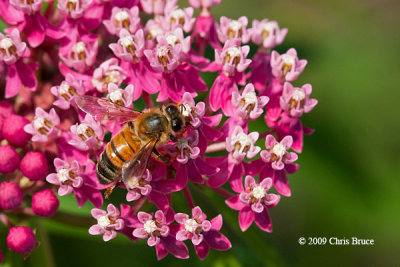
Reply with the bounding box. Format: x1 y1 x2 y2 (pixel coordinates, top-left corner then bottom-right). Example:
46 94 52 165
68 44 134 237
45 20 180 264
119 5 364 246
140 0 177 16
24 107 61 142
58 0 93 19
232 83 269 120
46 157 103 207
174 206 231 260
280 82 318 118
103 6 141 35
68 114 104 151
133 210 189 259
226 176 280 232
89 204 125 241
51 74 86 109
210 40 251 115
59 32 99 73
217 16 250 44
162 6 195 33
257 135 299 196
251 19 287 49
92 58 128 93
0 29 37 98
271 48 307 82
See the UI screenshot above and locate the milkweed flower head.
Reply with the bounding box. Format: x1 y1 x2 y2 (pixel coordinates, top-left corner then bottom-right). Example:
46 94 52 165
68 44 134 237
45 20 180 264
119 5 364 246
0 0 317 261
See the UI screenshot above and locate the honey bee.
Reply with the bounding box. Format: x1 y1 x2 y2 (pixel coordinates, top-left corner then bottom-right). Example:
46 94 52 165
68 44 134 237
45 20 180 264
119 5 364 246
75 95 186 199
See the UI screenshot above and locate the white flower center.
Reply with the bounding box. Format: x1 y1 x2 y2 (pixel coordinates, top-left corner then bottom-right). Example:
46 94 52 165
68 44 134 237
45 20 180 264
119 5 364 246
234 133 252 149
292 89 305 101
98 215 111 228
171 9 185 20
143 220 157 234
181 104 192 117
243 92 257 105
227 47 241 58
184 219 198 233
120 35 133 47
252 185 266 200
108 90 124 103
157 46 169 57
282 54 295 66
73 42 86 53
59 82 70 95
0 38 13 50
115 10 129 21
107 70 121 84
262 22 275 33
166 34 178 46
77 124 90 135
149 26 163 38
57 168 70 183
229 20 242 31
272 143 286 157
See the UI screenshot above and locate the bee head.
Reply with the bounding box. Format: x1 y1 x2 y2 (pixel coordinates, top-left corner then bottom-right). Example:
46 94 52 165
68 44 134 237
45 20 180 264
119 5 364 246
165 104 185 133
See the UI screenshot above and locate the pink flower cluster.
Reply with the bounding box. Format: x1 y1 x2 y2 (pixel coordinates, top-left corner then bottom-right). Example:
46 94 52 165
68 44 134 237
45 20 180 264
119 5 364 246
0 0 317 262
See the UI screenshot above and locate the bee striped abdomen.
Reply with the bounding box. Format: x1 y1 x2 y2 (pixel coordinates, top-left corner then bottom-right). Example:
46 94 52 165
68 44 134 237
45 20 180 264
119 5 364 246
96 125 141 185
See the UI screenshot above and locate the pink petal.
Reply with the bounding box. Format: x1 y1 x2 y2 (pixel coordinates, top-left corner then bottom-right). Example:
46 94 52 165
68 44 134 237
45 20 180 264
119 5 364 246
203 230 232 250
273 170 291 197
5 64 21 98
160 235 189 259
103 230 117 242
254 209 272 232
194 241 209 260
225 195 246 211
238 206 254 232
210 215 223 231
89 224 105 235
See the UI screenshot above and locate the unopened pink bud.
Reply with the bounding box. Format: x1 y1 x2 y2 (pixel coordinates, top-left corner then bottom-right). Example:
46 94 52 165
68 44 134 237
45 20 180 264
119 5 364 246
7 226 37 255
0 145 20 173
20 151 49 181
0 182 23 210
0 100 14 118
32 189 59 217
2 114 31 147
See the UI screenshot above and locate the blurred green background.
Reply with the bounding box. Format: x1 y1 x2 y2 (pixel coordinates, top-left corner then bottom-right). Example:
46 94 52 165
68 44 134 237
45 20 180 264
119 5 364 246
1 0 400 266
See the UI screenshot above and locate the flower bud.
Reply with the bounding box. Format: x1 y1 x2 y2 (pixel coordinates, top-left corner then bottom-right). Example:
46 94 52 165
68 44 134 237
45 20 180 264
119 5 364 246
0 145 20 173
20 151 49 181
2 114 31 147
0 181 23 210
6 226 37 255
0 116 3 141
32 189 59 217
0 249 3 264
0 100 13 118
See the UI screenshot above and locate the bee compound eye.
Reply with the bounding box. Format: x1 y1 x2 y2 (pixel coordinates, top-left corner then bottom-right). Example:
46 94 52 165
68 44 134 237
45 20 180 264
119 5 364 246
172 119 182 132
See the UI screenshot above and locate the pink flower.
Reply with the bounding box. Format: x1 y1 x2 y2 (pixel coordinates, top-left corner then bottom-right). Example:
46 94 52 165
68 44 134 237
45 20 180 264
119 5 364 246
188 0 221 9
68 114 104 151
0 29 37 98
89 204 125 241
109 29 145 64
24 108 61 142
92 58 127 93
260 135 298 171
280 82 318 118
106 83 134 108
58 0 93 19
162 6 195 32
9 0 43 15
140 0 177 16
133 210 170 246
125 169 153 202
144 37 182 74
250 19 287 49
217 16 250 44
271 48 307 82
215 40 251 77
162 28 191 54
51 74 86 109
103 6 141 35
59 32 98 72
175 206 212 245
46 158 84 196
226 126 260 163
226 176 280 232
232 83 269 120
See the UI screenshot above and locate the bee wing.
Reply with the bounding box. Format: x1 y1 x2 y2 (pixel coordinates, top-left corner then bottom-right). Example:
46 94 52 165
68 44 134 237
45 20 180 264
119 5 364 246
121 139 157 188
75 95 141 124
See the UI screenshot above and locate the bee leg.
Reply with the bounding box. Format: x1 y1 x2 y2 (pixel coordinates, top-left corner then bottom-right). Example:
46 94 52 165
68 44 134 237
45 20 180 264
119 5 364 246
152 148 169 164
104 180 122 199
